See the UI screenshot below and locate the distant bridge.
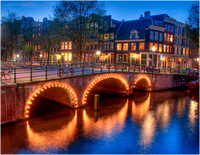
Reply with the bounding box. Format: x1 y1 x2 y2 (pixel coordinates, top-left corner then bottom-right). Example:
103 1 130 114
1 62 197 124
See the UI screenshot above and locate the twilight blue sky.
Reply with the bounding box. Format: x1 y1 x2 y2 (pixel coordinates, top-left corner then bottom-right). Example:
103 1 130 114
1 1 198 23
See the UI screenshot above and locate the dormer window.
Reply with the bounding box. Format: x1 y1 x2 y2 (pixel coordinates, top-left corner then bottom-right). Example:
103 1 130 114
130 30 138 39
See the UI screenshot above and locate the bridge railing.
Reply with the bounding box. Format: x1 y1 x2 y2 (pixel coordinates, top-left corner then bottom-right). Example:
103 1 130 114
1 62 198 85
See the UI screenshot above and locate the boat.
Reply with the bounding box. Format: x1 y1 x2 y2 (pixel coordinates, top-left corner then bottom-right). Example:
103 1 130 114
187 80 199 90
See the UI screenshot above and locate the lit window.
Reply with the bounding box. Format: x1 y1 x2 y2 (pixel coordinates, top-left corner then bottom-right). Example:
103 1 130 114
123 43 128 51
104 33 110 40
163 45 166 52
65 42 68 49
183 48 185 55
38 45 40 49
131 43 136 51
69 53 72 61
170 35 173 42
38 33 40 37
154 43 158 51
167 45 169 53
69 42 72 49
32 34 34 37
139 42 145 51
117 43 122 51
149 43 153 51
159 44 162 52
111 33 114 40
61 42 64 50
64 53 68 61
164 33 167 41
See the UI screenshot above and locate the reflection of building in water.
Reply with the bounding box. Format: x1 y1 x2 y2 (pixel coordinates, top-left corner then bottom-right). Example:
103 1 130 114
188 100 198 127
156 101 171 129
26 111 77 152
139 111 156 147
82 100 128 138
132 93 151 123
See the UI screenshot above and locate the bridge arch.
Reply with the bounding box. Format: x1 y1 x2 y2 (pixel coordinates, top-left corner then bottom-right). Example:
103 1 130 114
25 82 78 118
134 76 151 91
82 74 129 105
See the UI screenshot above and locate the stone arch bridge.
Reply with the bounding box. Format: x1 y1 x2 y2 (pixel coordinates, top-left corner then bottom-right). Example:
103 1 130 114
1 72 195 124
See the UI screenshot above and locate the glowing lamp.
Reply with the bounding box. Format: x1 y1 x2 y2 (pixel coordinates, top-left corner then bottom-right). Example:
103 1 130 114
152 46 156 52
96 50 101 55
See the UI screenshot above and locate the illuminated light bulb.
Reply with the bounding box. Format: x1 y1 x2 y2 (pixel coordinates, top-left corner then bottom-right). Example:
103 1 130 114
31 97 34 100
26 115 29 118
34 94 37 97
41 89 44 91
26 106 30 109
62 85 64 88
65 86 67 89
55 85 57 87
26 110 29 113
59 85 61 87
44 87 47 89
67 88 70 90
48 85 51 88
28 102 32 105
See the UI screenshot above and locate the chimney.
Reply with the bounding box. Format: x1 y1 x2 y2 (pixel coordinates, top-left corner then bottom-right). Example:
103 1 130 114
144 11 150 18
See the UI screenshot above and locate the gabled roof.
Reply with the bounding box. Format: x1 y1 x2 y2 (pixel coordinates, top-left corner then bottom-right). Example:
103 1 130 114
116 18 152 40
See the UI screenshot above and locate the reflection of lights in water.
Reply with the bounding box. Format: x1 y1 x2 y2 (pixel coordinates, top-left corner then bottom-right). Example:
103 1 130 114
188 100 198 126
156 101 170 129
176 98 186 118
26 111 77 152
132 94 151 122
83 100 128 138
140 111 156 147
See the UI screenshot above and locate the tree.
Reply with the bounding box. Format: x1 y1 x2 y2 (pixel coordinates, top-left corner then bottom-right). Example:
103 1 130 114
36 18 66 65
186 3 199 54
1 11 22 61
53 0 106 63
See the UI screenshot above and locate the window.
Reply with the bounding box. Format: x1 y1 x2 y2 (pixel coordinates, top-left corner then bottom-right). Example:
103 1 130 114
65 42 68 49
95 22 98 29
94 43 98 50
104 33 110 40
38 33 40 37
130 30 138 39
123 43 128 51
168 25 170 31
86 23 89 29
110 42 114 50
104 42 109 50
149 42 153 51
111 33 114 40
155 32 158 41
163 45 166 52
90 43 94 50
68 42 72 49
167 45 169 53
141 54 147 65
86 44 89 50
183 48 185 55
186 48 189 56
38 45 40 49
167 34 170 42
131 43 136 51
175 26 178 34
117 43 122 51
171 26 174 32
99 42 103 50
139 42 145 51
90 22 94 28
164 33 167 41
159 44 162 52
150 31 154 40
165 24 168 31
69 53 72 61
159 33 163 41
170 35 173 42
61 42 64 50
175 47 177 54
154 43 158 52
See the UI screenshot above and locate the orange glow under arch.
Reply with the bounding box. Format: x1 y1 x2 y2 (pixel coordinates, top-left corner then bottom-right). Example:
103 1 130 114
25 82 78 118
82 74 129 105
134 76 151 91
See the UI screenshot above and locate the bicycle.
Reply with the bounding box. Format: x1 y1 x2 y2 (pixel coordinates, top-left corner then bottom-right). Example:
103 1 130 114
57 66 75 77
1 68 12 80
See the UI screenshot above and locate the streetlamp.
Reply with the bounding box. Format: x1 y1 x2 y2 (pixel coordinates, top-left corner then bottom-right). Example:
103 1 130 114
152 46 156 66
96 50 101 67
40 54 43 66
16 54 19 60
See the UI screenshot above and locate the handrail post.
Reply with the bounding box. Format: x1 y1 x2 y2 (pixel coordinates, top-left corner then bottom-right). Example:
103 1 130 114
30 66 32 81
82 63 84 75
14 67 16 83
45 65 47 79
92 62 94 73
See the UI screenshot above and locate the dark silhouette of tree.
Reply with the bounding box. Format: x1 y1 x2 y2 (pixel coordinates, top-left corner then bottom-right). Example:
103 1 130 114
1 11 22 61
53 0 106 63
186 3 199 54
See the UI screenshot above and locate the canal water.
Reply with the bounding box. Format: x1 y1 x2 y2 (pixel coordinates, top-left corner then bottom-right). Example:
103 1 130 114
1 89 199 154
